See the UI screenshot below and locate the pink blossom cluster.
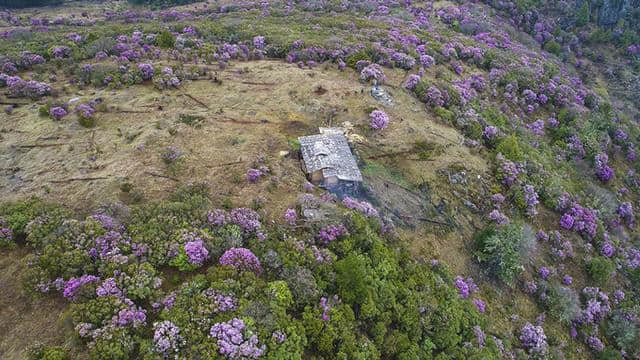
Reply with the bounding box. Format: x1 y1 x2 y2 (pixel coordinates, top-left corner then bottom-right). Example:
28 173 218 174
342 197 379 217
454 276 479 299
316 224 347 245
219 247 262 274
184 239 209 265
209 318 265 358
369 109 389 130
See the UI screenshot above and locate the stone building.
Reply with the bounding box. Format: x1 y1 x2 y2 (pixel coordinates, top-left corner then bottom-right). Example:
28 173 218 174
299 128 362 194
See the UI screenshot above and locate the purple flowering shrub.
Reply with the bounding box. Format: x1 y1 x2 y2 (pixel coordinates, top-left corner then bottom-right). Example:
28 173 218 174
342 197 378 217
161 146 183 164
209 318 265 358
51 46 71 59
617 202 634 226
4 76 51 99
0 217 14 248
219 247 262 274
284 208 297 226
489 209 509 225
369 109 389 131
519 323 548 354
454 276 478 299
404 74 421 90
495 154 522 187
316 224 347 245
169 230 211 271
245 167 261 182
76 103 97 127
63 274 100 300
514 184 539 217
359 63 386 84
153 67 182 90
49 106 67 120
137 63 154 80
559 202 598 238
594 153 613 182
153 321 185 356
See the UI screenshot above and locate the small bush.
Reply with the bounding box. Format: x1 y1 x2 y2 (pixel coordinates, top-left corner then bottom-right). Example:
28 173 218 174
474 223 535 285
433 106 455 123
542 283 580 324
587 257 615 284
543 40 562 56
496 135 524 162
85 38 117 58
482 106 508 128
156 30 176 49
27 344 68 360
606 310 639 352
345 50 373 69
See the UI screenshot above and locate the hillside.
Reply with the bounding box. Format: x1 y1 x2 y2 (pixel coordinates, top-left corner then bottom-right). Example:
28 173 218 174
1 0 639 359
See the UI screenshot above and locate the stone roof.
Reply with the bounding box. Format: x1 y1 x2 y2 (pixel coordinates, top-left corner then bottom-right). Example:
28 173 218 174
299 128 363 183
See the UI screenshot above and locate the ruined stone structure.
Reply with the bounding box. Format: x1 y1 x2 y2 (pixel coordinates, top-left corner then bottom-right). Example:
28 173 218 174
299 128 362 194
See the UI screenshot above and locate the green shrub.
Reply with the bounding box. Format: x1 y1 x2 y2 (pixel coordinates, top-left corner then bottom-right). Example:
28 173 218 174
587 257 615 284
541 283 580 324
39 104 51 118
413 79 431 101
345 49 373 69
474 223 535 285
496 135 524 162
588 28 613 45
481 49 499 70
596 349 623 360
27 344 68 360
543 40 562 56
434 106 455 123
156 30 176 49
482 106 509 129
335 253 373 305
605 310 639 356
267 280 294 310
575 1 590 27
85 37 117 58
0 199 71 245
77 113 96 128
89 328 136 360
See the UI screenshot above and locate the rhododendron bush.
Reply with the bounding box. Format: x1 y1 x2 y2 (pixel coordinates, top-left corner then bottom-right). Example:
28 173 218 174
0 186 501 358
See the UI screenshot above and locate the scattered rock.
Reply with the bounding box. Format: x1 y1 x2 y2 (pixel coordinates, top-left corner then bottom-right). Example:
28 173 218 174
370 85 393 106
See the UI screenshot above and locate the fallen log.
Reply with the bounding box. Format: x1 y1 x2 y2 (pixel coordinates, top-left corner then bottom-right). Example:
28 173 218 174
240 81 276 86
50 176 109 183
16 143 68 149
181 93 209 109
145 171 179 182
214 117 268 125
205 160 244 168
115 109 152 114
